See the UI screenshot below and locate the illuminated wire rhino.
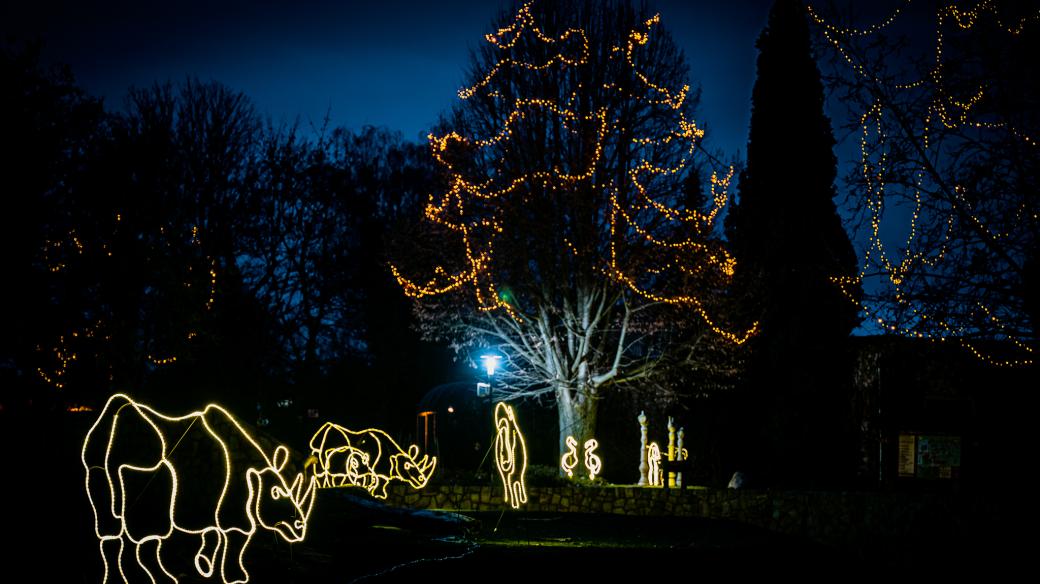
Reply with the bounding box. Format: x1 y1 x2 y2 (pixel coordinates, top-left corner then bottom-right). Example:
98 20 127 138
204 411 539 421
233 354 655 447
82 394 317 584
308 422 437 499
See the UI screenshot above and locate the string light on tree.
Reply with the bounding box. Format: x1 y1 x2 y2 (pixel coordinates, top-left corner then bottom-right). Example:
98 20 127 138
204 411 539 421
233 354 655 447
809 0 1039 366
81 394 317 584
391 0 755 343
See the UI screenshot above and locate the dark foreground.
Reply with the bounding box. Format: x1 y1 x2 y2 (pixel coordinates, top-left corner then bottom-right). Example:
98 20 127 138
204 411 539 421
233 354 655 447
6 409 1025 582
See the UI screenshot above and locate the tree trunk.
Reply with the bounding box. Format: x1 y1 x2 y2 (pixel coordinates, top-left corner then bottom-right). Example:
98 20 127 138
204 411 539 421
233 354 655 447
556 383 598 474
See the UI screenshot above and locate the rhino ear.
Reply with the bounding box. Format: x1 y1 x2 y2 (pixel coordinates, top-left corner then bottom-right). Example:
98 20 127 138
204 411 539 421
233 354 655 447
408 444 419 459
273 446 289 472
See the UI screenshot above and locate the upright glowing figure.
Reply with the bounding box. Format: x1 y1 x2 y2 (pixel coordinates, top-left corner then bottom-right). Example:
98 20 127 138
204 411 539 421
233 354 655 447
561 435 603 480
494 402 528 508
647 442 662 487
308 422 437 499
560 435 580 478
81 394 317 584
583 438 602 481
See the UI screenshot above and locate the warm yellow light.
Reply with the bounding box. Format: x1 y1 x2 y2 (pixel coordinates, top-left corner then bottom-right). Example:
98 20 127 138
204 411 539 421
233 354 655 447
82 394 317 584
583 438 602 481
308 422 437 499
560 435 579 478
494 402 528 508
647 442 661 487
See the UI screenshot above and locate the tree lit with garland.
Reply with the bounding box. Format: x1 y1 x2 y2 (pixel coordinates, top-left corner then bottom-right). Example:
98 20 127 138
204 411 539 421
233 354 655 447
393 0 754 457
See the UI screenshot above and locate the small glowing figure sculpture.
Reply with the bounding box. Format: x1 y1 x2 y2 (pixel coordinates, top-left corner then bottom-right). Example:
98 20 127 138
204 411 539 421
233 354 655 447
561 435 580 477
561 435 603 480
583 438 602 481
647 442 662 487
308 422 437 499
82 394 317 584
494 402 528 508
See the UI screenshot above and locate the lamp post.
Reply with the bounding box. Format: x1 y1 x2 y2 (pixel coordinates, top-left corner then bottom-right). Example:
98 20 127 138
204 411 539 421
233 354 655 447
479 354 501 483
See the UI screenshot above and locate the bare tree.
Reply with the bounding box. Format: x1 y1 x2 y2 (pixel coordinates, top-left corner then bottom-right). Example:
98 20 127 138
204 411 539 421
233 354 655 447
392 0 752 456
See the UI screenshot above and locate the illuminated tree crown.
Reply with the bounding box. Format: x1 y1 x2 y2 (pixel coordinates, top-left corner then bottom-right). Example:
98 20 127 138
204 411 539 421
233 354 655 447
392 0 755 345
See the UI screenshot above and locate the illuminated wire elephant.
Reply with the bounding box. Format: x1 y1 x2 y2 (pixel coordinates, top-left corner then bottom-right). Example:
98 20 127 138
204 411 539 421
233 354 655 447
81 394 317 584
308 422 437 499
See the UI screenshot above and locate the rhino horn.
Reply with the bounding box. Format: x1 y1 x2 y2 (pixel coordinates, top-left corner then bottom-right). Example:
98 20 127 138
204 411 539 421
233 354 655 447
298 475 317 518
417 455 437 482
290 472 304 502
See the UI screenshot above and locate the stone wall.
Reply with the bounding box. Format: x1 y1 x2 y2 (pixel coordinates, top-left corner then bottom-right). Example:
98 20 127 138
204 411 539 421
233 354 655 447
382 484 992 545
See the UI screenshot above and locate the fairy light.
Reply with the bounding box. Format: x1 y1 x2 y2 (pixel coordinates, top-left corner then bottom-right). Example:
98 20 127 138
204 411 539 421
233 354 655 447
646 442 661 487
82 394 317 584
206 261 218 310
39 218 221 388
810 1 1039 366
392 0 756 343
308 422 437 499
37 321 105 390
583 438 602 481
560 435 579 478
494 402 528 509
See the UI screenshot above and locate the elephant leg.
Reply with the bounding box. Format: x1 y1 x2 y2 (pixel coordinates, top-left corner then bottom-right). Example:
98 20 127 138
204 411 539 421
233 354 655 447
220 529 253 584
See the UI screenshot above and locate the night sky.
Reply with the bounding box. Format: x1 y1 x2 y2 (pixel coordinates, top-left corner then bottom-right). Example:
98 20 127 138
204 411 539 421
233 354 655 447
4 0 776 158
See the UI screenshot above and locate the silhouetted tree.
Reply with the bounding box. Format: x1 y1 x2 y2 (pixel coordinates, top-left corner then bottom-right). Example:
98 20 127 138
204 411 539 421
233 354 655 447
724 0 861 487
30 78 270 410
240 123 364 380
0 42 104 408
393 0 751 459
240 124 452 426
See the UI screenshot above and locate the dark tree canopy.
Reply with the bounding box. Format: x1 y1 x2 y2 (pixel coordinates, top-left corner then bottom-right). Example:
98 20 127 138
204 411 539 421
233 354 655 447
2 47 452 428
724 0 861 487
811 0 1039 368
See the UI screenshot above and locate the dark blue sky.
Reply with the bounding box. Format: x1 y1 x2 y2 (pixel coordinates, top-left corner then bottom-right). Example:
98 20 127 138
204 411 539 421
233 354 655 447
5 0 776 158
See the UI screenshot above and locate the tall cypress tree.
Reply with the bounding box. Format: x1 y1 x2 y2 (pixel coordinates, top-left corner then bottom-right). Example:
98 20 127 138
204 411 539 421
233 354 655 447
725 0 861 487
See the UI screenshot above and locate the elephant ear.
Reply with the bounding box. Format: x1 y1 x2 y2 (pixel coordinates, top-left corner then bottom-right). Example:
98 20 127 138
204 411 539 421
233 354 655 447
272 446 290 472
